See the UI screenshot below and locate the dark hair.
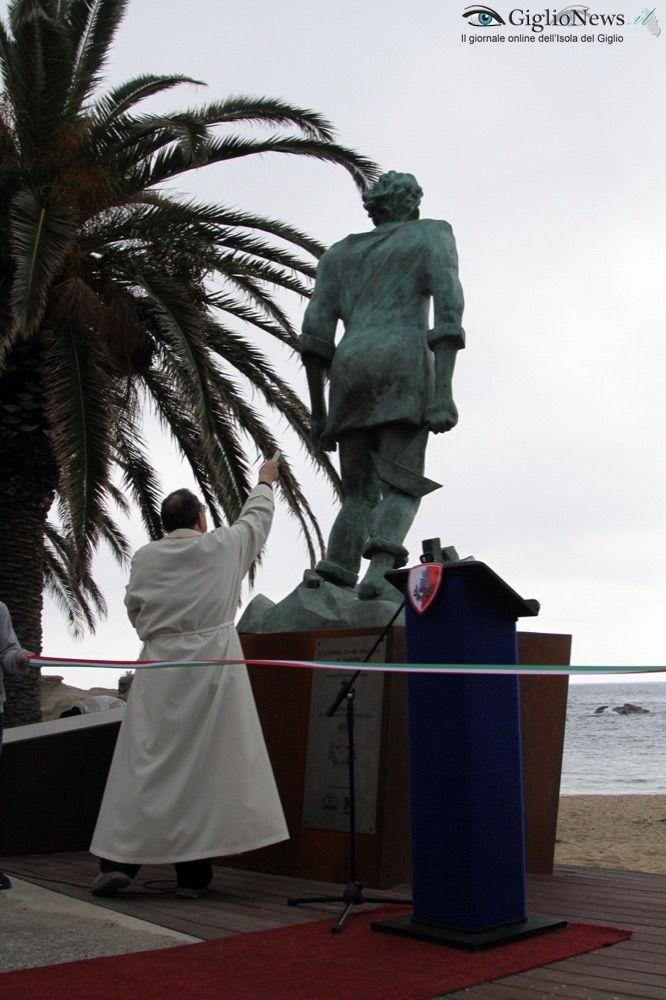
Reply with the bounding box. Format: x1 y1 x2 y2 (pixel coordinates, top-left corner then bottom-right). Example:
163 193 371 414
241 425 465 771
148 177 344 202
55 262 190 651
161 489 203 533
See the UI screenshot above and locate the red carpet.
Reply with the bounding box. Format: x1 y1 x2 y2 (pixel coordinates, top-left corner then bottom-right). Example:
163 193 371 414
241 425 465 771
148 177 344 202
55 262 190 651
0 906 632 1000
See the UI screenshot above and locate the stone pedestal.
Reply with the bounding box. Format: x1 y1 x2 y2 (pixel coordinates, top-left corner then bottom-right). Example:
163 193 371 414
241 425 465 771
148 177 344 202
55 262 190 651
228 623 570 890
230 626 410 889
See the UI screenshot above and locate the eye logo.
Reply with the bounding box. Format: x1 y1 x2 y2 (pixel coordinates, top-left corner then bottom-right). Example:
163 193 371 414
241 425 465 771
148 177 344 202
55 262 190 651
462 4 506 27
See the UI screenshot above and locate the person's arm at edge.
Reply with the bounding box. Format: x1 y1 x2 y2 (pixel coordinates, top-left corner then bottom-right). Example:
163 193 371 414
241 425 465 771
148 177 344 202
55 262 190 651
0 603 37 675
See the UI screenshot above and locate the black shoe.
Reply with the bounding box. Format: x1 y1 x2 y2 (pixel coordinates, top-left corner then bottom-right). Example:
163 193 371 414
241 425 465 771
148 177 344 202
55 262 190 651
0 872 11 890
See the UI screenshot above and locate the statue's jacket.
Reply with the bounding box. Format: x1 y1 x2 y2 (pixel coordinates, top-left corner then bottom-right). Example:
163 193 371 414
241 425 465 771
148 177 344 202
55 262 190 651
301 218 465 439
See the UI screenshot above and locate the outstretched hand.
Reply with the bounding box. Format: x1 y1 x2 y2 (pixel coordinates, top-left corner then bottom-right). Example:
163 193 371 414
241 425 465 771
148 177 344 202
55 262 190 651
258 451 281 486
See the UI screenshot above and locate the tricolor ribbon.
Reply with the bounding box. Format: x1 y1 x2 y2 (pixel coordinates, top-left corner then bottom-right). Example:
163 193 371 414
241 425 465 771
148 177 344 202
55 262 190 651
33 656 666 676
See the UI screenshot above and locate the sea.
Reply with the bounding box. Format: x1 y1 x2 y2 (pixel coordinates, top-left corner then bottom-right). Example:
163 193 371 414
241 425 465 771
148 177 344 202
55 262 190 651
560 681 666 795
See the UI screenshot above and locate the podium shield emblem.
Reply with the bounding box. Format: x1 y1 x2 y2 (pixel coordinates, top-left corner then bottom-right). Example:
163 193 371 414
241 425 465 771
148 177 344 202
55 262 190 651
408 562 443 615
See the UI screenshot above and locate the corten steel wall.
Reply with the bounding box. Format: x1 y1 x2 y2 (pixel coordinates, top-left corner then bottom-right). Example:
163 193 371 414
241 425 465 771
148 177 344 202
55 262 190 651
517 632 571 875
0 633 569 875
0 712 123 855
226 628 570 887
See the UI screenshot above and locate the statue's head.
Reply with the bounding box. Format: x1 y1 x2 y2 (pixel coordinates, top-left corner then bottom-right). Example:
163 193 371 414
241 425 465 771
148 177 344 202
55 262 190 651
362 171 423 226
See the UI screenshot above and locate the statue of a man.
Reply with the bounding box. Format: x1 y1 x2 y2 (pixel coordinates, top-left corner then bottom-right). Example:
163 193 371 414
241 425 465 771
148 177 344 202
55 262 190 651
301 171 465 600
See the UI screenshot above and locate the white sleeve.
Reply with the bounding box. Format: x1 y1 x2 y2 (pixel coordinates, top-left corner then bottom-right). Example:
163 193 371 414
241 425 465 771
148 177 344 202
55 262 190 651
227 484 275 578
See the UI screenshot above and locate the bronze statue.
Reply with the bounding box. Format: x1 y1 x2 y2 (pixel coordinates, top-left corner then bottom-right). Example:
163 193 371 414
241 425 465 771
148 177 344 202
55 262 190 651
301 171 465 599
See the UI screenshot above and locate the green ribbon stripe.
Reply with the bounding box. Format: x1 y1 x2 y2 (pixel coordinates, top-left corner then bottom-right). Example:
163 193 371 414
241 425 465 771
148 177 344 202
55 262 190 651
35 657 666 675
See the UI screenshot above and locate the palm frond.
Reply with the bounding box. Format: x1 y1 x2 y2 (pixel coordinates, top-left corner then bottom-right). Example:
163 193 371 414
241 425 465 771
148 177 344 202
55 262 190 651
44 517 108 638
141 364 252 523
67 0 128 113
43 320 114 565
138 131 379 193
4 1 74 145
165 94 339 142
112 414 164 540
92 73 202 125
9 192 74 333
98 509 132 567
0 19 15 93
206 322 342 499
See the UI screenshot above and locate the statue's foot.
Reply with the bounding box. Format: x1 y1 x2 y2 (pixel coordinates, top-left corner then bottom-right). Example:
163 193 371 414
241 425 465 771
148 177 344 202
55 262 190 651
357 579 382 601
358 565 391 601
314 559 358 589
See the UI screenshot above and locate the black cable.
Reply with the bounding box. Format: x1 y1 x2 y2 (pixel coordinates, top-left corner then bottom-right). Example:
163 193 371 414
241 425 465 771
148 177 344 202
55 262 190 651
362 599 405 664
2 870 177 894
326 599 405 718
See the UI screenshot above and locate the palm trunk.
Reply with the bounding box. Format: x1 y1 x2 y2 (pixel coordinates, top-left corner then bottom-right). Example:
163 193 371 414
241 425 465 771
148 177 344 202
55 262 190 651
0 345 57 726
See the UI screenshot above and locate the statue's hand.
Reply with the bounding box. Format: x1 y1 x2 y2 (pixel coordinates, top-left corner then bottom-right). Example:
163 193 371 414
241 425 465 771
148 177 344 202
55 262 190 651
425 400 459 434
311 418 337 452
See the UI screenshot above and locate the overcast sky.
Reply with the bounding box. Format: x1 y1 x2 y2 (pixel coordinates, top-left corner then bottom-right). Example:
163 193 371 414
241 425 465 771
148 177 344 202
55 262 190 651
35 0 666 689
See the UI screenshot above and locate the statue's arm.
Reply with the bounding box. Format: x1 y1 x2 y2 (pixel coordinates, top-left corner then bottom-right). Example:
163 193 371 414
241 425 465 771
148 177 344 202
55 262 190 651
426 339 460 433
425 225 466 434
300 251 339 451
303 355 336 451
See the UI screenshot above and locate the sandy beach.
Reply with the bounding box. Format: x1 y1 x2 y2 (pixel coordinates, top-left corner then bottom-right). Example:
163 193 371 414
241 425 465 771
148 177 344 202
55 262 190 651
555 794 666 874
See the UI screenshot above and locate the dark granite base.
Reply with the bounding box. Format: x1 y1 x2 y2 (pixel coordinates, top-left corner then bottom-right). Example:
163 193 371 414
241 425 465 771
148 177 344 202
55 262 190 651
371 911 568 951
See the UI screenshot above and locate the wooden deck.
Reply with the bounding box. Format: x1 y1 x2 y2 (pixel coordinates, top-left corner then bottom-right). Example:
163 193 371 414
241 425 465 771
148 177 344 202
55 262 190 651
4 853 665 998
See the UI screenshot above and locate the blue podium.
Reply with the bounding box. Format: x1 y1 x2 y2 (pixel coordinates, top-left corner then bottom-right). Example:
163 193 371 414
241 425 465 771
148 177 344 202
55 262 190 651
373 557 567 950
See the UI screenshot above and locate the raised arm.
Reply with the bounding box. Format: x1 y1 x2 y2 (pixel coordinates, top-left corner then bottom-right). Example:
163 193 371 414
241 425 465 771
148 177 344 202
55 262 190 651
229 455 281 577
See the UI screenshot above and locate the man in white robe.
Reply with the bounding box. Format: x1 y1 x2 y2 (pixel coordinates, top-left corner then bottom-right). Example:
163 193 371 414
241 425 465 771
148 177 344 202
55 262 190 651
90 457 287 898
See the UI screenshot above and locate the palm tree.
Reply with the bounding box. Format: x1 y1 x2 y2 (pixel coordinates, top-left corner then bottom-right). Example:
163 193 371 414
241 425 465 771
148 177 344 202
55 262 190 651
0 0 378 725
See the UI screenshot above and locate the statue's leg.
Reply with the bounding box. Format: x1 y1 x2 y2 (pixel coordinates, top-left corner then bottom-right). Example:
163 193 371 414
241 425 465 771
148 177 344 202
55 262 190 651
357 424 427 600
316 430 380 588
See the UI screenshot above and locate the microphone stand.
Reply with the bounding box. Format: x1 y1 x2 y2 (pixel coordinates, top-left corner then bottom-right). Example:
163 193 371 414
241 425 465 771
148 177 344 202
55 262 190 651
287 600 411 932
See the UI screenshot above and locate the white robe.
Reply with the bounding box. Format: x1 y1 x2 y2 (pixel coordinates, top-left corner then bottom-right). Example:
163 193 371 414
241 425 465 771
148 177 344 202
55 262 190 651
90 485 288 865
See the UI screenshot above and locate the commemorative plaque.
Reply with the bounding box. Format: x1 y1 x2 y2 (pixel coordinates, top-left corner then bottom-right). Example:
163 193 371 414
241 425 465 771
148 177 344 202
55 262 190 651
302 635 386 834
